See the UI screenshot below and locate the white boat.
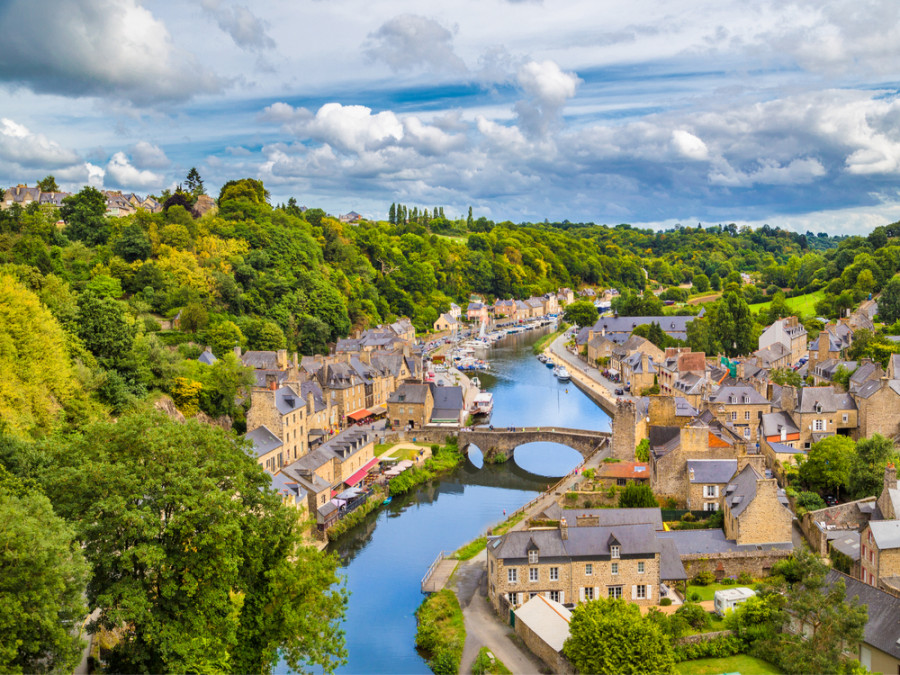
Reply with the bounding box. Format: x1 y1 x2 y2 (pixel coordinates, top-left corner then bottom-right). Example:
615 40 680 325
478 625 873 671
471 392 494 418
471 376 481 388
552 366 560 377
557 366 571 382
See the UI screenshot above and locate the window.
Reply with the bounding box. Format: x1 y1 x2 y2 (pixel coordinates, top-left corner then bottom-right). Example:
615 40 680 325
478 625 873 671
704 485 719 498
508 569 517 584
529 568 539 582
530 592 538 599
636 585 647 599
842 413 849 423
549 590 560 602
528 550 538 564
743 427 751 438
611 562 619 575
814 419 824 431
608 586 622 599
549 567 559 581
704 502 719 512
617 478 627 486
611 545 620 558
745 410 751 420
731 411 737 421
638 562 645 574
585 563 593 576
584 587 594 601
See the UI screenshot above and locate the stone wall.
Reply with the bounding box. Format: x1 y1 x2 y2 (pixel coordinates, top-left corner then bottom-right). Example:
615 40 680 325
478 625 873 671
459 428 609 461
514 617 575 675
729 478 792 545
611 399 637 460
800 497 876 555
681 549 793 578
674 630 734 646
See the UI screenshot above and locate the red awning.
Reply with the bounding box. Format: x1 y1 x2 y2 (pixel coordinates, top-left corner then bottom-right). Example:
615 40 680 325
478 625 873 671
344 457 380 487
347 409 371 422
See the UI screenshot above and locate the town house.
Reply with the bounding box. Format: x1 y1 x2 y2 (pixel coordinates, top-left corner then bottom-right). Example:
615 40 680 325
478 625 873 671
780 385 857 450
704 385 773 444
722 464 793 546
758 316 808 366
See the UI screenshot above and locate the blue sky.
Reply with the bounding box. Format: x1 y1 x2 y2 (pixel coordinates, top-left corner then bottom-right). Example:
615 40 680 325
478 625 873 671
1 0 900 233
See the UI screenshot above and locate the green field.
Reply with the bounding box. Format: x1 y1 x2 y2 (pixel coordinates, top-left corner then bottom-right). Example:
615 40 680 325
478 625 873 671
750 290 825 318
675 654 783 675
685 583 739 602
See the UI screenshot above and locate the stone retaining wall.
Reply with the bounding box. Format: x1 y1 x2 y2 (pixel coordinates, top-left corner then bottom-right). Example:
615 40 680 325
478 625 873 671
674 630 734 646
681 549 793 578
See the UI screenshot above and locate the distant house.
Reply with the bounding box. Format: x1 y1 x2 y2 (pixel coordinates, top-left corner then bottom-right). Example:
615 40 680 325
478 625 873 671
433 312 459 333
197 348 218 365
467 302 489 322
339 211 362 223
758 316 807 366
723 464 793 546
449 303 462 319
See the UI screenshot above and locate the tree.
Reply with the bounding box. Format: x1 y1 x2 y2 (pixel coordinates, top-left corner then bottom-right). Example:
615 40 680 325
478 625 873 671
563 598 675 675
179 301 209 333
114 223 152 262
206 320 246 357
184 167 206 198
618 484 658 508
244 318 286 350
61 186 109 245
878 276 900 324
850 434 898 499
770 368 802 387
0 469 88 674
760 550 867 675
693 273 710 293
77 293 134 368
36 175 60 192
45 411 348 674
563 300 599 327
709 291 757 357
295 314 331 355
798 435 856 498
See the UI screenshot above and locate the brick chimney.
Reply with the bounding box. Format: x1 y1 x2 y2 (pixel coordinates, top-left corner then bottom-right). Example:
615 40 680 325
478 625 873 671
559 518 568 540
307 392 316 416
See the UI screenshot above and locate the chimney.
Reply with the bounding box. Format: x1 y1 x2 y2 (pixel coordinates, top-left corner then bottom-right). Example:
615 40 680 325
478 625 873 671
265 374 278 391
233 345 242 357
293 352 299 368
886 464 897 492
559 518 568 540
277 349 288 370
689 467 695 481
360 350 372 365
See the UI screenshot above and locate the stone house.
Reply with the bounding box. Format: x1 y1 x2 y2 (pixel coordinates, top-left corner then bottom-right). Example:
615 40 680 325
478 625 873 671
657 349 707 397
2 184 41 208
389 318 416 343
315 358 368 425
433 312 459 334
595 461 650 487
387 382 434 429
758 410 803 471
429 385 465 426
557 288 575 305
780 385 857 450
620 351 657 395
540 293 559 315
493 299 516 318
267 470 308 514
609 336 664 382
449 302 461 318
752 342 792 370
246 383 310 463
686 459 738 512
486 518 685 612
853 375 900 442
808 322 853 370
723 464 793 546
825 570 900 673
758 316 808 366
525 297 545 318
705 385 773 444
246 425 286 473
467 302 489 322
586 334 615 363
860 520 900 591
513 595 573 675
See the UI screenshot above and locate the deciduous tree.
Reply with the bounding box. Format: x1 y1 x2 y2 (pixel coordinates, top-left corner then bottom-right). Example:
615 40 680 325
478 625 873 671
61 186 109 245
563 299 598 327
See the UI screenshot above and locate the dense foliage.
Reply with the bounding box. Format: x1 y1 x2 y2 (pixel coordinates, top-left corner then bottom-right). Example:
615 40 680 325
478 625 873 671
415 589 465 675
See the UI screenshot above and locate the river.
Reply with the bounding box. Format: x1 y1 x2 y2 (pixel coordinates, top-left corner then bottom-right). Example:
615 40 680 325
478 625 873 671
302 328 611 674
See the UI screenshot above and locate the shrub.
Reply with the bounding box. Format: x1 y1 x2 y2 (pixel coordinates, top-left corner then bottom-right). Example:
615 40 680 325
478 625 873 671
707 509 725 529
660 597 672 606
737 572 753 585
719 577 736 586
688 591 701 602
674 602 711 630
673 635 744 662
681 512 696 522
693 570 716 586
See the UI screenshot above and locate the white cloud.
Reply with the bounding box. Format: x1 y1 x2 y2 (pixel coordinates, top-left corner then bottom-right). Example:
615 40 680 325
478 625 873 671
364 15 466 73
105 152 163 189
515 60 580 137
0 118 80 167
0 0 222 105
129 141 170 169
200 0 275 51
709 157 826 187
672 130 709 161
306 104 404 154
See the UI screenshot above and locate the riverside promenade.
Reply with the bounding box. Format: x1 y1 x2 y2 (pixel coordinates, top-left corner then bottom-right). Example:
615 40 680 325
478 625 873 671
542 333 626 414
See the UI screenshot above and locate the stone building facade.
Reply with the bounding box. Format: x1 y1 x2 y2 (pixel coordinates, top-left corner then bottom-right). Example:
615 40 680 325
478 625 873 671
723 465 793 546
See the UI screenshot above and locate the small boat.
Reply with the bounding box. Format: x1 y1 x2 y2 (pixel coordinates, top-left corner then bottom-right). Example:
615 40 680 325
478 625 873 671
382 496 393 505
471 375 481 388
545 361 555 368
557 366 571 382
471 391 494 418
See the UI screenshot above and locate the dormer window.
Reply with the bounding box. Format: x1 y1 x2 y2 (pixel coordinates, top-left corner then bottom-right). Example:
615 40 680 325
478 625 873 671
528 550 538 564
728 395 735 404
610 545 620 559
815 403 822 413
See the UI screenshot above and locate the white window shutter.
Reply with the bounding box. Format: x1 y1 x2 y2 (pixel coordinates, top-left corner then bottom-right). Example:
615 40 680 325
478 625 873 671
544 592 550 598
595 586 599 599
647 585 652 600
632 585 637 599
579 587 585 602
560 591 565 603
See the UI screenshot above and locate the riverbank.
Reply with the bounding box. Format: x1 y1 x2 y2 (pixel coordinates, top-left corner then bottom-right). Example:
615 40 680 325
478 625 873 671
542 338 618 414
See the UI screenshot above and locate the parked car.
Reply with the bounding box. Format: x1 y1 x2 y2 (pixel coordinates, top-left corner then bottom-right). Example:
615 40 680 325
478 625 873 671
614 388 624 395
824 495 838 506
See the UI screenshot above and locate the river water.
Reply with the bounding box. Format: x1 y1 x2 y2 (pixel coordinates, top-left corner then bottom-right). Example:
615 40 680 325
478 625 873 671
308 328 611 675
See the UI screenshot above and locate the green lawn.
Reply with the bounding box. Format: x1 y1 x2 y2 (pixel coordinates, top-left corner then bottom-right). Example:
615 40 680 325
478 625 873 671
675 654 782 675
685 583 740 602
750 290 825 318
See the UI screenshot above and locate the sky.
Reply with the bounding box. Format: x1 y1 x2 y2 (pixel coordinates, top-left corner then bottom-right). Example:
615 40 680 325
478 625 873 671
1 0 900 234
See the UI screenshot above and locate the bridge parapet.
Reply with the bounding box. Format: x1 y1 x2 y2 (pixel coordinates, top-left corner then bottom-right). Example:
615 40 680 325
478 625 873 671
458 427 610 462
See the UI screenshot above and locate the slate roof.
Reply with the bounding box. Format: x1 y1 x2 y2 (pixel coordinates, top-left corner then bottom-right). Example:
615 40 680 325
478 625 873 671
430 384 464 422
724 464 763 517
492 523 661 561
687 459 738 484
708 385 771 405
825 570 900 660
657 529 793 555
245 425 283 458
827 530 860 561
274 386 304 415
268 470 307 505
649 425 683 458
768 441 806 455
537 505 663 531
796 386 856 413
760 411 800 437
673 372 705 396
591 315 695 342
198 349 218 365
283 429 374 476
575 326 593 346
388 383 430 405
513 596 571 652
241 350 280 370
658 538 689 580
436 312 458 326
754 342 790 367
869 520 900 549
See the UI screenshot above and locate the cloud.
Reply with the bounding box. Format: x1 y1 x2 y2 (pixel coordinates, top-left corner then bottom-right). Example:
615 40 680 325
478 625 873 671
0 0 222 105
306 104 404 154
105 152 163 189
515 60 581 137
364 15 467 73
200 0 275 51
671 130 709 161
0 118 81 167
129 141 170 169
709 157 826 187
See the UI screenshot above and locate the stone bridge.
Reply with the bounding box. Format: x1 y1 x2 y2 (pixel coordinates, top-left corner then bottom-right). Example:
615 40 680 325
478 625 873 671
458 426 611 462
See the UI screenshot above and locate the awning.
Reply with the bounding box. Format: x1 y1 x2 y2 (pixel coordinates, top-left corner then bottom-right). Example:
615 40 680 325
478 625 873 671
344 457 380 487
347 409 372 422
369 404 387 416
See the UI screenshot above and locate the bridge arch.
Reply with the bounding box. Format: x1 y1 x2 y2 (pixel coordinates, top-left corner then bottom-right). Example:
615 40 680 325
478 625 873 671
457 427 610 463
